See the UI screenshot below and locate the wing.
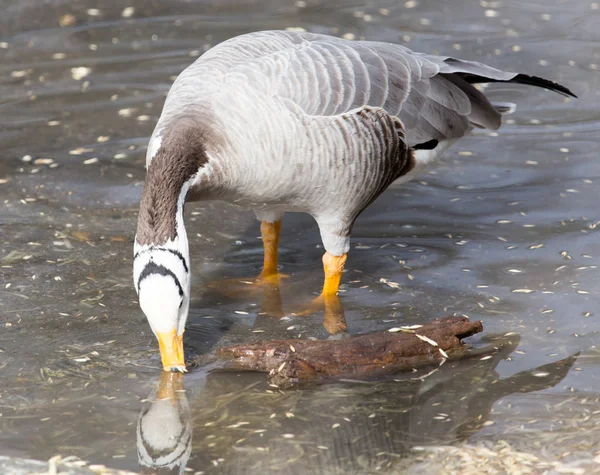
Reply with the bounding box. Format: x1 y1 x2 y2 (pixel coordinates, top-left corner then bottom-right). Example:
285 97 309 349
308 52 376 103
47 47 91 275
247 31 509 147
164 31 573 149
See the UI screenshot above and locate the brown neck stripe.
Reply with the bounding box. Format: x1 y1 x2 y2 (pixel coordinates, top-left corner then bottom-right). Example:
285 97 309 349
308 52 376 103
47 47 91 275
136 127 209 246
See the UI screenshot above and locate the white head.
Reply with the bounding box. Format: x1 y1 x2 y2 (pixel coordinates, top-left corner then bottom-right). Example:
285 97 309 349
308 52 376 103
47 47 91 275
134 233 190 372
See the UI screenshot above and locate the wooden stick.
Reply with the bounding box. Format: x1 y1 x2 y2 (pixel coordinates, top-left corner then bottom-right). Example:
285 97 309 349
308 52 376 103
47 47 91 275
216 316 483 385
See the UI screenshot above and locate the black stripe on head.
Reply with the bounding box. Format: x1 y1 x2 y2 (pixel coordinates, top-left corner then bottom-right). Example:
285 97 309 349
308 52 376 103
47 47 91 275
134 247 189 273
164 249 189 273
138 261 184 298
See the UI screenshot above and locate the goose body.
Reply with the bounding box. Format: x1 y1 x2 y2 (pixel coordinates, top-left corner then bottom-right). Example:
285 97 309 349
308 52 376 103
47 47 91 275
133 30 574 371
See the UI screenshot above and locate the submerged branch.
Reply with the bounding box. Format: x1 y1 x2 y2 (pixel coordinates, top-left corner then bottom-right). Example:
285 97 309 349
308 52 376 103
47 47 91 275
216 315 483 386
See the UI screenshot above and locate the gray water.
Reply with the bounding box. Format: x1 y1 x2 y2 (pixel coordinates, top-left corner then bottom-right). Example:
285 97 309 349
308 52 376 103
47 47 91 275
1 0 599 473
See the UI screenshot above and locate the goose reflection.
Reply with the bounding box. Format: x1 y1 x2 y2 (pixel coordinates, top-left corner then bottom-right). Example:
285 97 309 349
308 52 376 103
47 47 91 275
259 280 348 335
137 372 192 475
210 277 348 336
137 333 578 474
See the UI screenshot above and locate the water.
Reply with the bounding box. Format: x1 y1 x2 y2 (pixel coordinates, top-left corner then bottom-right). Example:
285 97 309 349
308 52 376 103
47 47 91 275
1 0 599 473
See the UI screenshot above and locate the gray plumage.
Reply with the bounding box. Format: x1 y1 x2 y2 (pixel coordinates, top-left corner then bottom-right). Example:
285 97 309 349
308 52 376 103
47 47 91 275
141 30 574 254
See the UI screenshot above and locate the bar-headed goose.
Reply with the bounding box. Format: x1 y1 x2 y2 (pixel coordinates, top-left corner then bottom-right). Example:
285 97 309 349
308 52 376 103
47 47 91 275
132 30 575 371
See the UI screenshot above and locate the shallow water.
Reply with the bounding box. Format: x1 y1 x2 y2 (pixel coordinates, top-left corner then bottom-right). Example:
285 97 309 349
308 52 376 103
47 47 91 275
1 0 599 473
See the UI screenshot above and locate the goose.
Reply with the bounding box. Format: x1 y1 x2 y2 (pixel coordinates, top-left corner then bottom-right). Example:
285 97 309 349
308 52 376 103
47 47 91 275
132 30 575 372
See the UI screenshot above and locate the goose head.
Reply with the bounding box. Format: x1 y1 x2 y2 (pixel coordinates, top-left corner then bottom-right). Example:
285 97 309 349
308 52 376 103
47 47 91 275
134 127 208 372
134 238 190 373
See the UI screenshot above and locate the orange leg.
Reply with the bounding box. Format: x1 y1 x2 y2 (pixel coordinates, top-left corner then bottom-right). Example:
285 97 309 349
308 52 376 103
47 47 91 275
291 252 348 334
209 219 285 288
321 252 348 333
258 220 281 279
321 252 348 296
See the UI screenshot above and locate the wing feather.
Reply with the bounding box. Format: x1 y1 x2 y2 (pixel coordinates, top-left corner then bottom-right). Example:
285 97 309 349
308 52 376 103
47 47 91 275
171 31 564 147
239 32 489 146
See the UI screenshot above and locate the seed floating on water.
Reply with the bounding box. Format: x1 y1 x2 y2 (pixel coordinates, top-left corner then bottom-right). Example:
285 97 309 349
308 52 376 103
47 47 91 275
380 278 401 289
121 7 135 17
71 67 91 80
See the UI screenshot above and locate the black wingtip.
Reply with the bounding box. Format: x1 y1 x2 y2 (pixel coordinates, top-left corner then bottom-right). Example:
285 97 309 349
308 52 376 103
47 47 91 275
461 72 577 99
512 73 577 99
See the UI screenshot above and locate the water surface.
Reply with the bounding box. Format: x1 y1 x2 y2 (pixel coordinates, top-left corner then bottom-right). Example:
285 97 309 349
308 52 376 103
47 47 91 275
1 0 599 473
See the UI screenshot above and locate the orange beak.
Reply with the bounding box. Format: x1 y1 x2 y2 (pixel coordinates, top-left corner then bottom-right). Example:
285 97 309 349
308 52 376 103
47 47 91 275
156 330 186 372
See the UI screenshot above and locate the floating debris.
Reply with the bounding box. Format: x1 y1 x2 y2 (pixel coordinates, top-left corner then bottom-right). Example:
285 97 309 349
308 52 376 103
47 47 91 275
532 371 550 377
121 7 135 17
118 108 136 117
71 67 91 80
33 158 54 165
380 278 401 289
388 327 415 333
11 69 33 79
59 14 77 26
415 334 438 347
